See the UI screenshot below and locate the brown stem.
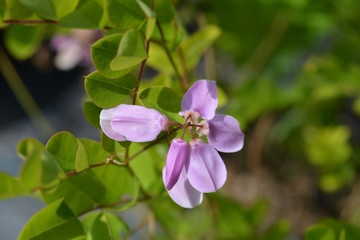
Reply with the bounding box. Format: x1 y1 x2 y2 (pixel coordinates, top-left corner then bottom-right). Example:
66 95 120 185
132 0 154 105
3 19 58 24
66 159 123 177
178 47 189 89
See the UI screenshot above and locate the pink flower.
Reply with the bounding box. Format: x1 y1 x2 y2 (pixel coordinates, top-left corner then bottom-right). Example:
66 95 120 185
100 104 167 142
163 80 244 208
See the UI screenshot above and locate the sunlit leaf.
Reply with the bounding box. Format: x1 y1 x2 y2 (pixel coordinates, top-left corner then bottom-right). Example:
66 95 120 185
0 172 24 199
75 140 89 172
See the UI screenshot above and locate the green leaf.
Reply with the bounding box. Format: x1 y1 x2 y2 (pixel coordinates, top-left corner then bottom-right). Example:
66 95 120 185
42 172 106 215
5 0 39 20
136 0 156 40
41 150 66 188
46 131 79 173
85 211 130 239
105 0 145 30
17 138 44 190
59 0 103 29
83 101 102 129
19 0 79 20
110 29 147 71
85 71 136 108
0 172 24 199
140 86 183 122
89 165 139 206
182 25 221 70
18 199 86 240
4 24 44 60
78 139 108 165
101 132 115 153
129 143 162 195
75 140 89 172
91 34 134 79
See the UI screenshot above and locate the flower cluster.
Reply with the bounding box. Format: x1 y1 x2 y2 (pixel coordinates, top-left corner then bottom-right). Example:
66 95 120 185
100 80 244 208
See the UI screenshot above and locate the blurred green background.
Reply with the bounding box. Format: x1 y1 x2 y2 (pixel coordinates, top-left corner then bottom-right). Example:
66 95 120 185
1 0 360 239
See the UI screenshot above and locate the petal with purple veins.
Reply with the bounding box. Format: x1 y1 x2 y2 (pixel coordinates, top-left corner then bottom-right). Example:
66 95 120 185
208 114 244 153
111 105 166 142
163 138 188 190
186 140 227 193
163 167 203 208
181 80 218 120
100 105 126 141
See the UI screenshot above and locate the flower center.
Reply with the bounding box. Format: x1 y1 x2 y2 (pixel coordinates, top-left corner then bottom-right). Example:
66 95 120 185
196 119 209 137
180 110 200 124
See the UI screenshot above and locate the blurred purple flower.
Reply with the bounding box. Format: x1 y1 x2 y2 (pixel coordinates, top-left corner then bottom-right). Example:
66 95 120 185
163 80 244 208
100 104 168 142
50 30 101 71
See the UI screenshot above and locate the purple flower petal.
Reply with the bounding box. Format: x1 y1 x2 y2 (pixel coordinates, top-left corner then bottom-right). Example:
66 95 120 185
111 105 166 142
181 80 218 120
186 140 227 193
163 167 203 208
163 138 188 190
208 114 245 153
100 105 127 141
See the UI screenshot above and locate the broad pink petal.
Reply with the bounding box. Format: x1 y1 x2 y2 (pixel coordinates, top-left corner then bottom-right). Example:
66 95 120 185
186 140 227 193
208 114 245 153
181 80 218 119
100 105 126 141
163 167 203 208
163 138 188 190
111 105 166 142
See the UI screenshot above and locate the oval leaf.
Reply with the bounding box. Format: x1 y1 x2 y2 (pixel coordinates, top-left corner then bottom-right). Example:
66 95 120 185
85 71 136 108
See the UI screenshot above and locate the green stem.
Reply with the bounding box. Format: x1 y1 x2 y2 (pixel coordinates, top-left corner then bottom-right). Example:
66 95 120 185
0 47 54 137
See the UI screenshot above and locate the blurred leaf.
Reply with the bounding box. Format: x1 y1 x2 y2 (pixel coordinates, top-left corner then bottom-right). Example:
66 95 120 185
4 25 44 60
84 211 129 239
5 0 39 20
83 101 102 129
0 172 24 199
18 199 86 240
140 86 183 122
105 0 145 30
59 0 103 29
17 138 44 190
19 0 79 20
89 165 139 206
42 172 106 215
91 34 133 79
75 140 89 172
182 25 221 70
128 143 162 195
85 71 135 108
46 131 79 173
110 29 147 71
306 219 360 240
